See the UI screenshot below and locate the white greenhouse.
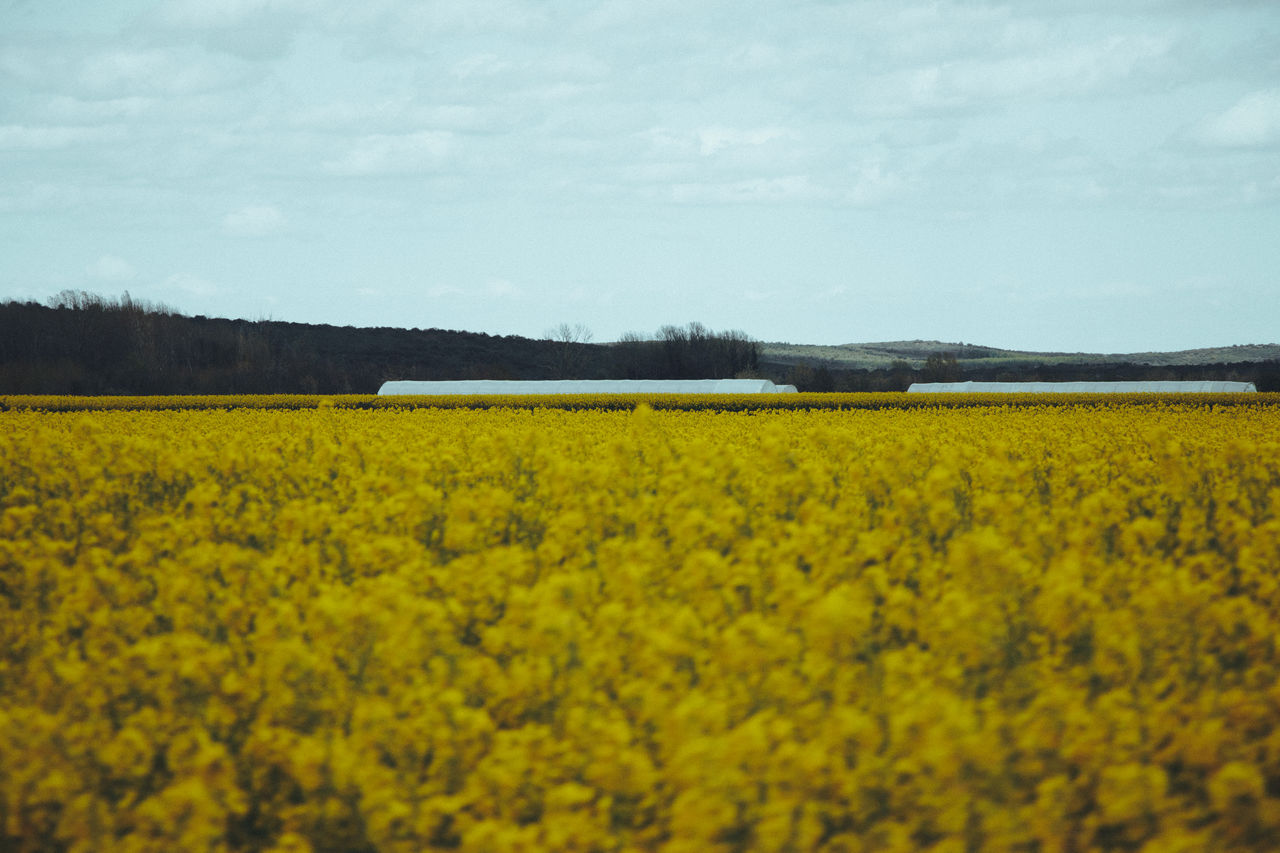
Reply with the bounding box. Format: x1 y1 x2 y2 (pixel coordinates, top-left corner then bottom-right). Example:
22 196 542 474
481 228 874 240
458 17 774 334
378 379 799 395
907 380 1257 394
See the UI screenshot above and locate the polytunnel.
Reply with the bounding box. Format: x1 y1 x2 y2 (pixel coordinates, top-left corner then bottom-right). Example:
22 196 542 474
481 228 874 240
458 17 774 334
906 380 1258 394
377 379 799 395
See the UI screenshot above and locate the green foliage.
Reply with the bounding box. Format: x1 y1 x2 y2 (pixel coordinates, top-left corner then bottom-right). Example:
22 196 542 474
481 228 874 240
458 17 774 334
922 352 961 383
610 323 760 381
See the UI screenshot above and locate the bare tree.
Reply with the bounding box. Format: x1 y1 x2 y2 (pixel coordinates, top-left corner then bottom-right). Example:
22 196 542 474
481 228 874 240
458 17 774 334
546 322 595 378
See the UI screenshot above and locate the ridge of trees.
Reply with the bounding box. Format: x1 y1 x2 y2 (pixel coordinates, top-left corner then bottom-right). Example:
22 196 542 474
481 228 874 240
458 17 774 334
0 293 761 394
613 323 760 381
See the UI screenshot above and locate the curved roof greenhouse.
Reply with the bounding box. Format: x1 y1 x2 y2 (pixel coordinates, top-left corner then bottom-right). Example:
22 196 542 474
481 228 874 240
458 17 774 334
378 379 798 395
907 381 1257 394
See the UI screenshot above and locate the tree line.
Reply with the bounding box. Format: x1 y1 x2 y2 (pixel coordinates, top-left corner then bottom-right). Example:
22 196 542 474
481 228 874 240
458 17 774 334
0 293 762 394
611 323 760 380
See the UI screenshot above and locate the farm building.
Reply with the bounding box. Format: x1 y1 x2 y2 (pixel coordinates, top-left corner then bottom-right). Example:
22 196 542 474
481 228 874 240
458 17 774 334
907 380 1258 394
378 379 799 395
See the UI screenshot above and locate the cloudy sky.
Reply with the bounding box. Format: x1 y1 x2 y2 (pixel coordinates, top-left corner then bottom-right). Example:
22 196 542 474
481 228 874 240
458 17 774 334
3 0 1277 351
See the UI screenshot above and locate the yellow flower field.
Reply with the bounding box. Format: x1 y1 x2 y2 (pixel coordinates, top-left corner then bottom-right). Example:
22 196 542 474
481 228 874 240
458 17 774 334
2 398 1280 851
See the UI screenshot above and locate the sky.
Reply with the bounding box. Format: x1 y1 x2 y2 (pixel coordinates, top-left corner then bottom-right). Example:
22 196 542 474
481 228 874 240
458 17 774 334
2 0 1278 352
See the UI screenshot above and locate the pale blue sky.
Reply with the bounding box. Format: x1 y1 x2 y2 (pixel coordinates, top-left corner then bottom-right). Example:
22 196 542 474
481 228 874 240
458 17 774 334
2 0 1277 351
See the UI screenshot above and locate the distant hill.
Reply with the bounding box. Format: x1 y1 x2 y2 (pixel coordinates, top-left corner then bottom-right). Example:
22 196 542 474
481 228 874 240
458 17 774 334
760 340 1280 371
755 339 1280 392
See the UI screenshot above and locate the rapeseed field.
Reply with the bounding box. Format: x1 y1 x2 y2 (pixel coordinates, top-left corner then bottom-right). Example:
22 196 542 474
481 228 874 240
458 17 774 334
2 397 1279 851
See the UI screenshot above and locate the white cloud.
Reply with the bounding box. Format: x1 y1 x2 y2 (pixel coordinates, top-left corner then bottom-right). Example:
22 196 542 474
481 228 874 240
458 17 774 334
642 127 697 157
408 0 549 32
323 132 454 176
0 182 88 214
486 279 520 298
155 0 314 30
338 0 549 52
288 100 490 134
619 161 695 185
76 47 253 99
861 33 1174 116
149 0 317 60
42 95 151 122
451 53 511 79
163 272 222 299
805 285 850 304
948 34 1171 99
222 204 286 237
576 0 685 32
86 254 137 282
0 124 123 149
845 162 914 206
672 175 828 204
637 125 799 179
697 126 789 157
543 52 612 80
726 43 782 70
1196 90 1280 148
